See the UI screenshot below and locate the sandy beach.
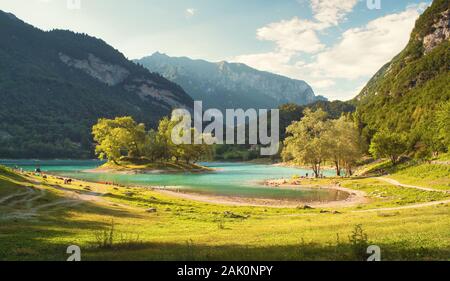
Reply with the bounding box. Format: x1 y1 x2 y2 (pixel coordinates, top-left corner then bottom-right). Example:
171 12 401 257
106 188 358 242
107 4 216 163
153 180 368 208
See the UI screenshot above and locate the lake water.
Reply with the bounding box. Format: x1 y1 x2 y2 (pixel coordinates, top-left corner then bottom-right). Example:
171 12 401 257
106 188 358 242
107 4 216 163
0 160 348 202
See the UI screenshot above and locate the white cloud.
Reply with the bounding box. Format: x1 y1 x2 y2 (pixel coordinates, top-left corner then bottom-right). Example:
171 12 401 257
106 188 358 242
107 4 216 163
311 79 335 89
185 8 196 18
250 0 359 55
233 3 426 100
256 17 326 53
233 51 296 74
310 0 358 26
310 6 422 79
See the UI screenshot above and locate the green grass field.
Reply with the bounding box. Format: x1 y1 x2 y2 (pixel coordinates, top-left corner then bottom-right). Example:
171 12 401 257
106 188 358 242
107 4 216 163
355 156 450 191
0 164 449 261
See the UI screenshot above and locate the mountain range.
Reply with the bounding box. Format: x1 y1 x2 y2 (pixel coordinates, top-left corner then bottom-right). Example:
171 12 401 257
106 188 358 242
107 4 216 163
135 53 326 110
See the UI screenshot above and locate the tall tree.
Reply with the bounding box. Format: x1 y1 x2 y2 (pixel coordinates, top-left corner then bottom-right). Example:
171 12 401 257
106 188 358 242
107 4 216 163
369 130 407 165
92 117 146 163
326 116 363 176
437 101 450 151
282 109 329 178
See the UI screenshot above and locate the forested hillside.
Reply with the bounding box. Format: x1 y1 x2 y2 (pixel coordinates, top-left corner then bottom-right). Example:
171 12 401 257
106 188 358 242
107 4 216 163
355 0 450 150
0 11 192 158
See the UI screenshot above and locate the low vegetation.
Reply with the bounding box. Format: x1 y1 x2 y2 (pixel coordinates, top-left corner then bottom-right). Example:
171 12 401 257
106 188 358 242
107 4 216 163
0 166 449 261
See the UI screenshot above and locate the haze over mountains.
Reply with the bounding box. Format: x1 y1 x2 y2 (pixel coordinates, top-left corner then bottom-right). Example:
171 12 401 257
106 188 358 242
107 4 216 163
136 53 326 110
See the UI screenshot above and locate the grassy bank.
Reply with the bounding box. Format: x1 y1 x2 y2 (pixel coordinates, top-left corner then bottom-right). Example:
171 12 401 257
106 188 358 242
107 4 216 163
94 159 213 173
355 156 450 191
0 165 449 261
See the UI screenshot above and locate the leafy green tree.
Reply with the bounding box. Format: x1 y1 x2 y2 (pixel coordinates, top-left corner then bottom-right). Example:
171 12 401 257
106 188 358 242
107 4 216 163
369 130 407 165
175 128 214 164
278 101 355 140
92 117 147 163
142 129 164 162
282 109 330 177
409 120 445 160
93 115 215 165
437 101 450 151
155 117 179 161
326 116 364 176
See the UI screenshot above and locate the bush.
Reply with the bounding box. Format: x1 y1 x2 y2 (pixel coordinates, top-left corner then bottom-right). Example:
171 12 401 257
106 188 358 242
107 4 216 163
348 225 369 261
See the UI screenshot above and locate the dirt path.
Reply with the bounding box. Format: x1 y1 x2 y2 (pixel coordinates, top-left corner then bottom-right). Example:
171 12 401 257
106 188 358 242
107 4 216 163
2 173 448 219
376 177 450 193
350 177 450 212
0 188 35 204
354 199 450 213
0 177 137 220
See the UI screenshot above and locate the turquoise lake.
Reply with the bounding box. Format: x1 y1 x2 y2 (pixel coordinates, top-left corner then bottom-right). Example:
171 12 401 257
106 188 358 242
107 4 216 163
0 160 348 202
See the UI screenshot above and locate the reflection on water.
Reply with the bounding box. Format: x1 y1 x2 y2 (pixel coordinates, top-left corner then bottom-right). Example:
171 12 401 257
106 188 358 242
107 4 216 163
0 160 349 202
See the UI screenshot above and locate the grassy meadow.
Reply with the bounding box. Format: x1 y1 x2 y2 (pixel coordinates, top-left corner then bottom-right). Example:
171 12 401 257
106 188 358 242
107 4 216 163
0 161 449 261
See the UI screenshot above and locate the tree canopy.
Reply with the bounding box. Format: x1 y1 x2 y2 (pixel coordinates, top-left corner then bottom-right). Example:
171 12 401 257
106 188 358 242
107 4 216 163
92 116 213 165
369 131 408 165
282 109 363 177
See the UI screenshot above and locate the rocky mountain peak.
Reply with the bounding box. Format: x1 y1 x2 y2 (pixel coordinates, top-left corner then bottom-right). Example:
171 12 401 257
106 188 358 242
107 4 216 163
136 53 324 110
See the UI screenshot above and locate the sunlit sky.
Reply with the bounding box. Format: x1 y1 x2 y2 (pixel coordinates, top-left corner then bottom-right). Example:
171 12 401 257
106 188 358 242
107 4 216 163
0 0 432 100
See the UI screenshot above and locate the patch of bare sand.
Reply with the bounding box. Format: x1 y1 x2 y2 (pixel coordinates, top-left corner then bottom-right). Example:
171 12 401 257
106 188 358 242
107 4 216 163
155 184 367 209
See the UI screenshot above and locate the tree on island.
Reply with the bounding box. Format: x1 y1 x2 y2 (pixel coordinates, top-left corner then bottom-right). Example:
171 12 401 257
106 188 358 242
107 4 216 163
92 116 213 166
92 117 147 164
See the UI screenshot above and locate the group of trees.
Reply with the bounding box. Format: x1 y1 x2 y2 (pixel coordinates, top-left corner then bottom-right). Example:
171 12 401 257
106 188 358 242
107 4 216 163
282 100 450 177
92 116 213 165
437 102 450 151
278 101 355 140
369 101 450 164
282 109 363 177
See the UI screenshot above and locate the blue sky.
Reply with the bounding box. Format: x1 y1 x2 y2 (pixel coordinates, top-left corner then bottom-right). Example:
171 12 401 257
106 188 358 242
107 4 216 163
0 0 432 101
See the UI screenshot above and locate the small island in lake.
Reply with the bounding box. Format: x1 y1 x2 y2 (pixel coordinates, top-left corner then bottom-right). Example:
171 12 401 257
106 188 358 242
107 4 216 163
89 158 214 174
90 116 214 174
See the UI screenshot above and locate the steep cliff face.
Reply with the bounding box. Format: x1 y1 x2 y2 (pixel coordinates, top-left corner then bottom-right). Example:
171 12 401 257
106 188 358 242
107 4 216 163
0 10 192 158
136 53 325 110
423 9 450 54
59 53 130 86
354 0 450 141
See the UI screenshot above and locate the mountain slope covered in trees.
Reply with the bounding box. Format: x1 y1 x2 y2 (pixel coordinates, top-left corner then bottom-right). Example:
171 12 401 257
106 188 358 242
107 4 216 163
0 11 193 158
136 52 326 110
354 0 450 149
